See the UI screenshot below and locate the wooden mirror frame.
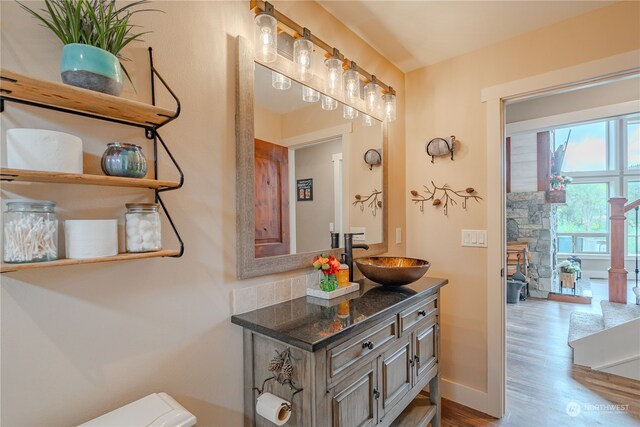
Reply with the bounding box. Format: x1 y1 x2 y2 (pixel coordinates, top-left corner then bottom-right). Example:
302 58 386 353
236 36 388 279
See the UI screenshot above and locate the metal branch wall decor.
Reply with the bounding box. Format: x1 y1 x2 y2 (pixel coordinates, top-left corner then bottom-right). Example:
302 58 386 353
411 182 482 215
354 189 382 216
268 348 294 384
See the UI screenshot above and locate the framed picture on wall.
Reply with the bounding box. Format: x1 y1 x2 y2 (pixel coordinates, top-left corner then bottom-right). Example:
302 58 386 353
297 178 313 201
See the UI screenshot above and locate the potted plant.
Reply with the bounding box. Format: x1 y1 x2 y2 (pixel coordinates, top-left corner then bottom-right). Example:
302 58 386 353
17 0 157 96
558 260 580 291
546 174 572 203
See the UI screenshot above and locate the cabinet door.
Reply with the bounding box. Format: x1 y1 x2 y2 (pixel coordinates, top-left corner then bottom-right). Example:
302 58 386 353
379 335 412 423
329 360 378 427
414 317 437 383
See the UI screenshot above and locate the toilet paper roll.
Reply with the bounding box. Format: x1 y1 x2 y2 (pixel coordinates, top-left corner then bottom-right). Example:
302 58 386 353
256 392 291 426
7 128 83 174
65 220 118 259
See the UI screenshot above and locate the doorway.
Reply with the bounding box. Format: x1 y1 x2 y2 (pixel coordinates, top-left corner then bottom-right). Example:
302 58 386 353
483 50 640 417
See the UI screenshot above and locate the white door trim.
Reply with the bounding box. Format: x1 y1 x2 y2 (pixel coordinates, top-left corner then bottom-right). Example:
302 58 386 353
483 49 640 418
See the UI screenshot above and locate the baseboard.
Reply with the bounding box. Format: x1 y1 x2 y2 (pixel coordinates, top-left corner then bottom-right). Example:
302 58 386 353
440 378 489 415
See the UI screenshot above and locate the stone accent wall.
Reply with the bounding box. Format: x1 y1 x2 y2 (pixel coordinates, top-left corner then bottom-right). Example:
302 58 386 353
507 191 558 294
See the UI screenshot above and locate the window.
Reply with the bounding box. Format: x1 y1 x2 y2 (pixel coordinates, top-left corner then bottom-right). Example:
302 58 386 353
554 113 640 255
557 121 609 172
557 182 609 253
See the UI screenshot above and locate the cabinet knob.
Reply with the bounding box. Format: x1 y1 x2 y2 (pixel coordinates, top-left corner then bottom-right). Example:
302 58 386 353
418 310 427 316
362 341 374 350
373 388 380 400
414 355 420 364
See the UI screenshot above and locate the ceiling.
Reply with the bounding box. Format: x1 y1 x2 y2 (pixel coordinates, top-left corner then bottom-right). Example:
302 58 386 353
317 1 614 72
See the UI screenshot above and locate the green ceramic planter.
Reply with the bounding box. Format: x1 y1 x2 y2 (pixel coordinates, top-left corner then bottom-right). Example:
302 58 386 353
60 43 123 96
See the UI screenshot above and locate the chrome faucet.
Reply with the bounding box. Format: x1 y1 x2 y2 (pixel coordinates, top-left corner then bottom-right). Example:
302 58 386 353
343 233 369 282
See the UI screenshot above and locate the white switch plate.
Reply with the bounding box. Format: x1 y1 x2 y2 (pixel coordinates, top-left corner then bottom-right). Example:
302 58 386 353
329 222 334 232
461 229 487 247
350 227 366 241
396 227 402 244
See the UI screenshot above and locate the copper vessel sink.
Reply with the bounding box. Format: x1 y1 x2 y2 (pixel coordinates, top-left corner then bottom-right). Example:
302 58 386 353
354 257 431 286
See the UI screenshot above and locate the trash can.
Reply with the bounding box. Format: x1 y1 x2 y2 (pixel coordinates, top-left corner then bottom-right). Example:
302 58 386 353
507 280 525 304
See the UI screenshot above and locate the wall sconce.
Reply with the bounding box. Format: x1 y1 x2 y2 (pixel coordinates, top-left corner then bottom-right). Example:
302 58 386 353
325 48 343 97
383 88 396 122
321 95 338 111
364 76 382 116
254 2 277 63
364 149 382 170
272 71 291 90
426 135 456 163
343 105 358 120
344 62 360 103
293 28 313 82
302 86 320 102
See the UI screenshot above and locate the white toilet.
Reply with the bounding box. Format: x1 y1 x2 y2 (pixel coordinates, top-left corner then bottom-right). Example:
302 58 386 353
77 392 196 427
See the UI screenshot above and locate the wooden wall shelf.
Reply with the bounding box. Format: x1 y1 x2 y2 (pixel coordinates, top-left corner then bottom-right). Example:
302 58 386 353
1 250 181 273
1 168 180 190
0 68 177 128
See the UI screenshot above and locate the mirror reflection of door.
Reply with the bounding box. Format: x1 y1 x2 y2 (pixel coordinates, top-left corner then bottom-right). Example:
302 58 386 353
254 138 290 257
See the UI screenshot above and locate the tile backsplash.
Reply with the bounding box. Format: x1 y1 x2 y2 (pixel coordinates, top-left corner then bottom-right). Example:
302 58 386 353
233 271 319 315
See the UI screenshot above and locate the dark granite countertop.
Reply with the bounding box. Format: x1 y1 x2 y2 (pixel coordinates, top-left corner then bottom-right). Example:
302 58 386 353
231 276 448 352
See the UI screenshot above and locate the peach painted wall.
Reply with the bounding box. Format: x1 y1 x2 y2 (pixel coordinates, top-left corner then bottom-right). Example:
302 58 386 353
0 1 405 425
405 0 640 403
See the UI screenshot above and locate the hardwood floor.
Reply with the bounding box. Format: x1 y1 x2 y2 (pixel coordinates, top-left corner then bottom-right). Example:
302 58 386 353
438 298 640 427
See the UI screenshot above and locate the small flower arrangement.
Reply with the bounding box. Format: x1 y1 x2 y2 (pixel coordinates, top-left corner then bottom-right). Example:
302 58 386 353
558 260 580 274
550 174 573 191
313 253 341 292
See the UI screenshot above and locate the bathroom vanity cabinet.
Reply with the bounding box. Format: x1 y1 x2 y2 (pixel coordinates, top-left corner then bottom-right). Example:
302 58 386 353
232 276 447 427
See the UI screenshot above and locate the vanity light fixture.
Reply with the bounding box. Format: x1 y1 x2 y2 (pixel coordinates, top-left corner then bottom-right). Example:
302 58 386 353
383 88 396 122
251 0 396 120
364 76 382 116
325 48 343 97
272 71 291 90
254 2 277 63
362 114 374 127
344 61 360 103
293 28 313 82
321 95 338 111
343 105 358 120
302 86 320 102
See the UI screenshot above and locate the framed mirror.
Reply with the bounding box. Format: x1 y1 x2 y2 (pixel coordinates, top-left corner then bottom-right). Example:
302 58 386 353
236 36 388 279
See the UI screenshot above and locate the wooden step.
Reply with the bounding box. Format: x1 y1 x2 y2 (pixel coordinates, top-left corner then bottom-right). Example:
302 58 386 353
390 393 437 427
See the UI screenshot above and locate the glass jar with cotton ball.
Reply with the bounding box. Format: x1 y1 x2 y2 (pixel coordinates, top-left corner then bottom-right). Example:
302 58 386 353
125 203 161 253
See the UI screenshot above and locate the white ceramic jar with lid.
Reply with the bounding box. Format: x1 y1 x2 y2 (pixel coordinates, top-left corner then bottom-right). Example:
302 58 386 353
125 203 161 252
3 200 58 263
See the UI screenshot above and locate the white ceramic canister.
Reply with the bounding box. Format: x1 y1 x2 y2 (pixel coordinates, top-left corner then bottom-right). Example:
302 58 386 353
125 203 161 252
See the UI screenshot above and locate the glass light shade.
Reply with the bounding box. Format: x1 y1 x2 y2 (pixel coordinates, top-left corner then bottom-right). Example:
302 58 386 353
343 69 360 103
325 57 343 97
321 95 338 111
302 86 320 102
343 105 358 120
293 38 313 81
364 81 382 115
362 114 374 127
383 92 396 122
272 72 291 90
254 13 277 63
